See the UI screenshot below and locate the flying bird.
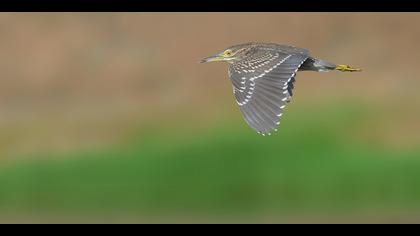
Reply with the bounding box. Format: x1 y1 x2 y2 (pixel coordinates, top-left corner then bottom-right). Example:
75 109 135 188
201 42 361 136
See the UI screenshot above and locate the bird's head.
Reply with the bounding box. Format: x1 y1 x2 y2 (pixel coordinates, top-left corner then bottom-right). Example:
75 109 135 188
200 43 255 64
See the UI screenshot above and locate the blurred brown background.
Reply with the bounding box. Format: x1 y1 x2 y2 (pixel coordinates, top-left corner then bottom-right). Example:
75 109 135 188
0 13 418 158
0 13 419 223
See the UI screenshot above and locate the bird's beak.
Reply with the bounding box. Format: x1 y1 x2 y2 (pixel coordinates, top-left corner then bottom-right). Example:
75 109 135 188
200 53 224 63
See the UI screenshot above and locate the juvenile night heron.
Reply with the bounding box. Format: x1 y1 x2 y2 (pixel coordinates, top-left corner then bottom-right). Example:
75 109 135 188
201 42 361 135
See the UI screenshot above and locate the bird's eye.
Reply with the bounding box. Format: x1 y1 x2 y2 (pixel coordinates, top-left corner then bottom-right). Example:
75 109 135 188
224 50 233 56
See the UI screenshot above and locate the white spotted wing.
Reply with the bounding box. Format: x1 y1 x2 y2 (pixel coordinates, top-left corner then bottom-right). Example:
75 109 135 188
229 51 308 135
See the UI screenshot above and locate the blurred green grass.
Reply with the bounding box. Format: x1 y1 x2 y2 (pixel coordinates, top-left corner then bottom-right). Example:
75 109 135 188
0 13 419 223
0 100 420 222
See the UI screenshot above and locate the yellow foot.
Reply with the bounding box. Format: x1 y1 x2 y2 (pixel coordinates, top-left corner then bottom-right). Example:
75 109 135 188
335 64 362 72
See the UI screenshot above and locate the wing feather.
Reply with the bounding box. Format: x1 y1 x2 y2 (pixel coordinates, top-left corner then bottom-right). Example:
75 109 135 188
228 51 308 134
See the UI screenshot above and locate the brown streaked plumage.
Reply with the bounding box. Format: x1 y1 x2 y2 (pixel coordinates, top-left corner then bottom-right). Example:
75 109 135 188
201 42 361 135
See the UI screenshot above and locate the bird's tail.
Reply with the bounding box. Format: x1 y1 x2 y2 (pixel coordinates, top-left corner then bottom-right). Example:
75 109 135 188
300 58 361 72
335 64 362 72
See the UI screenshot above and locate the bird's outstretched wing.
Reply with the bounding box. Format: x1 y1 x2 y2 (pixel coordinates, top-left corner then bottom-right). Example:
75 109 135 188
228 51 308 135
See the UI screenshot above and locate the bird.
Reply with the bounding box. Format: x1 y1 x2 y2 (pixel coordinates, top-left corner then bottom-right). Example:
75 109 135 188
200 42 361 136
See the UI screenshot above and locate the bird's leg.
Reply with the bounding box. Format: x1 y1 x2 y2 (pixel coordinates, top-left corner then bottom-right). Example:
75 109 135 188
335 64 362 72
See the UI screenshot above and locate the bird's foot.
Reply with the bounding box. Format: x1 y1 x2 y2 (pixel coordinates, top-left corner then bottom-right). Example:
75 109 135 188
335 64 362 72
